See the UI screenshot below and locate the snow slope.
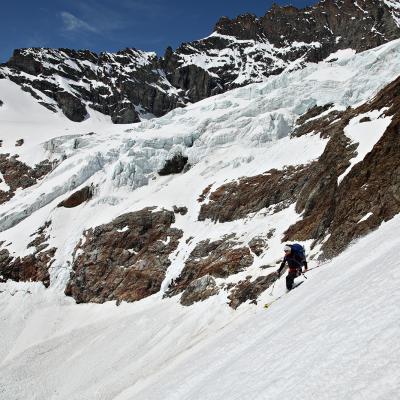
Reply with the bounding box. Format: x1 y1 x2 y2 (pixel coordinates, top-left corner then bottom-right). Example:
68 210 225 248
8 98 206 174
0 212 399 400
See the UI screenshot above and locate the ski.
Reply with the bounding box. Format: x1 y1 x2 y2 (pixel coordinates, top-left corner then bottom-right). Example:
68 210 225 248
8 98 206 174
264 281 304 309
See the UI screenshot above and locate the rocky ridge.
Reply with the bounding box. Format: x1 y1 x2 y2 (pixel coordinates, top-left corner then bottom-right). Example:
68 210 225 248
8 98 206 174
1 0 399 123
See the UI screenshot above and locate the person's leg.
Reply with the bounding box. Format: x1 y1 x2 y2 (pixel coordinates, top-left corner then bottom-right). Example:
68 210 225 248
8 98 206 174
286 273 294 290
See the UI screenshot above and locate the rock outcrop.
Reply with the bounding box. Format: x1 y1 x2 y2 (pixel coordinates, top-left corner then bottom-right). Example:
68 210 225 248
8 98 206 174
166 236 253 298
248 236 269 257
228 272 279 309
54 91 88 122
198 165 310 223
158 153 188 176
57 185 94 208
65 208 183 303
180 275 219 306
0 221 55 287
0 155 53 204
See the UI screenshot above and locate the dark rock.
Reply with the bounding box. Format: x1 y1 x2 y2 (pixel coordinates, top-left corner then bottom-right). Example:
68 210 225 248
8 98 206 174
15 139 24 147
296 103 334 126
228 272 277 309
197 183 213 203
7 48 44 75
166 63 222 103
180 275 219 306
0 100 3 107
55 91 87 122
292 107 343 138
38 101 57 112
0 155 52 205
258 0 400 52
166 236 253 297
260 264 275 270
173 206 188 215
248 237 268 256
65 207 183 303
57 185 94 208
198 165 310 222
111 103 140 124
0 221 55 287
0 249 55 287
359 116 372 123
158 153 188 176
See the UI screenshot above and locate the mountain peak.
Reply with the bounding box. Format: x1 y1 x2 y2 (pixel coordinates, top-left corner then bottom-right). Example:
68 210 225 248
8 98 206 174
1 0 399 124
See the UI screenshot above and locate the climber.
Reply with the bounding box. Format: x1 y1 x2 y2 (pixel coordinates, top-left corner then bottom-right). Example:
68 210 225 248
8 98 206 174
276 244 308 291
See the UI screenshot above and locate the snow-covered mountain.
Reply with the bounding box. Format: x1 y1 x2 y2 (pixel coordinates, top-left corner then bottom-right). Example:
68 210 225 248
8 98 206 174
1 1 400 399
1 0 399 123
1 36 399 303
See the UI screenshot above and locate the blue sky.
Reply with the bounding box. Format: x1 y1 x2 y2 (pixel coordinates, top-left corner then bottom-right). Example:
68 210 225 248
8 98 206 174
0 0 315 62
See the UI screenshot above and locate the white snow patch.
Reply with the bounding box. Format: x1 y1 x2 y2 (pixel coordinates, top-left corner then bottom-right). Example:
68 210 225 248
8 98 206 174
358 212 373 223
0 172 10 192
338 110 392 183
306 65 355 82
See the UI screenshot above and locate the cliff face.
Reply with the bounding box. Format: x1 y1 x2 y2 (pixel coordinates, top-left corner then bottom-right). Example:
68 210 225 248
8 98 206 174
1 0 399 123
0 48 185 123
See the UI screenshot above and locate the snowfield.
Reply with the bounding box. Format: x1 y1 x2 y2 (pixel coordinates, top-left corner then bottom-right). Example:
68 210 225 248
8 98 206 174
0 37 400 399
0 214 399 400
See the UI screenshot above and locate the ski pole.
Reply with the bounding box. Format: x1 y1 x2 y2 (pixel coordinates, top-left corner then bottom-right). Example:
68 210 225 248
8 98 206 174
269 279 277 296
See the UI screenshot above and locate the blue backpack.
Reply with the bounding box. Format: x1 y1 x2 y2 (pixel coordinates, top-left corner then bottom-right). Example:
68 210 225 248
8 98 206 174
290 243 306 260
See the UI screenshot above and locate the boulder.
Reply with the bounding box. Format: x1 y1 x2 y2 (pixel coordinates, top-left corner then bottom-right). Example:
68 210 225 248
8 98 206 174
173 206 188 215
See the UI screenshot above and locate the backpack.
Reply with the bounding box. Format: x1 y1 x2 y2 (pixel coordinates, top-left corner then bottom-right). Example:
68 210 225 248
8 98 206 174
290 243 306 260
